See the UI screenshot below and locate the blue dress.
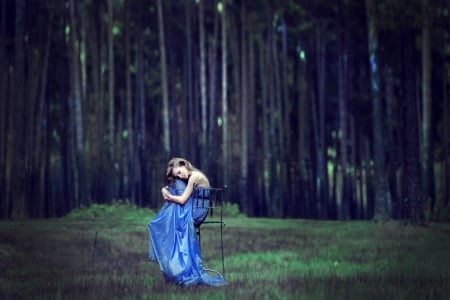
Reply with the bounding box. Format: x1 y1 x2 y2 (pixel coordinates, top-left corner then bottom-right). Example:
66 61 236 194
148 179 227 287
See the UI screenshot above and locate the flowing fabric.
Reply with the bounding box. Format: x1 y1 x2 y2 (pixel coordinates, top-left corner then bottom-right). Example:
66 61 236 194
148 179 227 287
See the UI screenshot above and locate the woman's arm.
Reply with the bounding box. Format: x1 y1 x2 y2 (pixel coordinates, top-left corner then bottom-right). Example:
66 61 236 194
161 186 169 199
166 175 197 204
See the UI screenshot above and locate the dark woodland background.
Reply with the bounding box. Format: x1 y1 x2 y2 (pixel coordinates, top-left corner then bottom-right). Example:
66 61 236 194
0 0 449 221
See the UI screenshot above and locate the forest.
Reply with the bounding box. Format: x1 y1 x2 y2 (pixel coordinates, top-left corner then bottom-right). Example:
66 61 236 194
0 0 449 221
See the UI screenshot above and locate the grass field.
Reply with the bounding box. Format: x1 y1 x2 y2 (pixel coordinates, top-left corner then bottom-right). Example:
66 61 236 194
0 203 449 299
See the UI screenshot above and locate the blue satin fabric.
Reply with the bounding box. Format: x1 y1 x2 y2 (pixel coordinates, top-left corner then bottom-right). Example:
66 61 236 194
148 179 227 287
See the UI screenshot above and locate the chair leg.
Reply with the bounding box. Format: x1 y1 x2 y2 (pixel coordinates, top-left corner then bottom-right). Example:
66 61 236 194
220 222 225 276
196 226 201 250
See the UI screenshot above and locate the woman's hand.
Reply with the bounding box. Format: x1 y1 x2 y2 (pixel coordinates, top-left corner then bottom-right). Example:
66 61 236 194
161 187 170 200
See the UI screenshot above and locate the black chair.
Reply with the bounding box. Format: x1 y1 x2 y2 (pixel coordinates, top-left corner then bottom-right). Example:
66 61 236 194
192 185 227 277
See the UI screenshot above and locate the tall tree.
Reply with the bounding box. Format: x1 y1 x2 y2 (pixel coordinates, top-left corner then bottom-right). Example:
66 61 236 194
199 0 208 162
157 0 170 157
184 0 194 159
69 0 86 208
280 14 292 216
0 0 7 218
402 31 424 225
313 21 328 218
33 6 54 217
258 32 269 216
208 0 220 177
366 0 389 221
240 2 249 215
443 67 449 212
136 32 147 206
10 0 27 218
106 0 117 202
297 48 310 217
420 0 435 215
221 0 229 185
107 0 115 167
336 1 350 219
124 6 135 202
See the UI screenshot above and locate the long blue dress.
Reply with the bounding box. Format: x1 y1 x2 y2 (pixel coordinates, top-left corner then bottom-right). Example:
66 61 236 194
148 179 227 287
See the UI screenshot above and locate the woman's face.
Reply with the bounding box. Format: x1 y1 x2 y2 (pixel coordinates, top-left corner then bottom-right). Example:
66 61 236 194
172 165 189 180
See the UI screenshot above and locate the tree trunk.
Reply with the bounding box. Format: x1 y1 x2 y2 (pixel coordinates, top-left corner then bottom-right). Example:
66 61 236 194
402 32 424 225
265 13 277 216
337 3 350 220
297 53 309 217
184 0 194 159
11 0 27 218
384 66 400 217
280 15 292 217
157 0 170 157
107 0 115 169
70 0 87 208
443 67 449 210
199 0 207 163
221 0 229 185
240 2 249 216
314 22 328 219
421 0 435 217
349 116 358 218
33 10 53 217
208 1 219 177
125 9 135 203
258 33 269 216
366 0 389 221
270 12 284 217
136 34 147 207
0 0 8 218
247 15 256 216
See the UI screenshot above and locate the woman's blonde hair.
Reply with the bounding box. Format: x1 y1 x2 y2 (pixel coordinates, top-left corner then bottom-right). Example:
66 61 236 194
165 157 199 184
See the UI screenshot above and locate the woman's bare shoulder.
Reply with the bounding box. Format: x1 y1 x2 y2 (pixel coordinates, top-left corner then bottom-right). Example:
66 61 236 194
191 170 209 187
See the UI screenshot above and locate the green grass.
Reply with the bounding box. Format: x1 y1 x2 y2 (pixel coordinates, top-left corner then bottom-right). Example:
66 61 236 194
0 204 449 299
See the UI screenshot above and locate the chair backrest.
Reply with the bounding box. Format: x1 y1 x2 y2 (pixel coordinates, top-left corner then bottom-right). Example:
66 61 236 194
192 185 227 226
191 185 227 277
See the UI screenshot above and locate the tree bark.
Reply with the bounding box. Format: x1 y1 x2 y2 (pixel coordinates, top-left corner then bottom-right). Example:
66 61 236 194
421 0 435 216
11 0 27 218
70 0 87 208
297 52 309 217
107 0 115 165
384 66 400 217
366 0 389 221
402 32 425 225
443 66 449 210
124 8 135 203
247 15 256 216
221 0 229 185
208 1 220 177
314 21 328 219
136 33 147 207
199 0 208 162
0 0 8 218
184 0 194 159
280 15 292 216
157 0 171 157
33 10 53 217
240 2 249 216
337 2 350 220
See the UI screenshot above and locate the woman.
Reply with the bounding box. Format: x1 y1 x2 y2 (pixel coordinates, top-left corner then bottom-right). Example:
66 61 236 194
148 158 227 287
